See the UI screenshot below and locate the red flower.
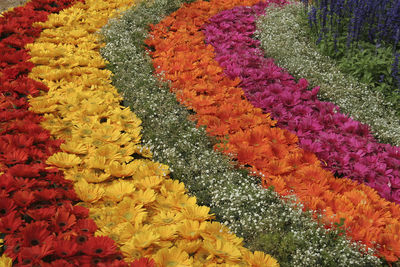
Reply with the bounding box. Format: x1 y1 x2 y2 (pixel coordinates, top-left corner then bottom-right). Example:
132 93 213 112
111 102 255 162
21 221 53 247
52 208 76 232
130 258 155 267
13 190 36 207
53 239 78 258
19 243 54 266
8 164 40 178
0 211 22 233
3 149 29 165
0 173 17 193
71 205 89 219
41 259 75 267
74 218 97 234
26 206 56 221
82 236 118 257
34 188 58 201
0 197 16 217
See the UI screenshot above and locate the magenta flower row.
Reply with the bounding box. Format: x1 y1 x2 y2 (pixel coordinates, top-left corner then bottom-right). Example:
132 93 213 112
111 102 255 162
203 1 400 204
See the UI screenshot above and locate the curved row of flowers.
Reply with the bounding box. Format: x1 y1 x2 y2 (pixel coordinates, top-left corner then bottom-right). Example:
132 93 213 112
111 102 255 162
203 1 400 205
99 0 384 266
0 0 140 266
144 0 400 262
18 0 279 266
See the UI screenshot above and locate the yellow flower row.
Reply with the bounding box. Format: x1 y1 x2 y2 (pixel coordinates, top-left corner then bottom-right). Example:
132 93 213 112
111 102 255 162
26 0 279 265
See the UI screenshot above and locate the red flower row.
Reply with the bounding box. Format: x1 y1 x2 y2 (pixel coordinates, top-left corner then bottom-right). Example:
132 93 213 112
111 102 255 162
0 1 153 266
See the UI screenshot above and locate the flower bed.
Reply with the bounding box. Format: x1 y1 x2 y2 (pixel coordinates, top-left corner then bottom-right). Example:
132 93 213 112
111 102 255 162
0 0 279 266
145 0 400 262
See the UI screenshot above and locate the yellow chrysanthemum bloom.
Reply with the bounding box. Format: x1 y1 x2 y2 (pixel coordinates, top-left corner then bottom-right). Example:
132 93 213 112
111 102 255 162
203 239 242 263
241 250 280 267
106 160 138 178
151 210 183 226
74 179 105 203
0 254 12 267
46 152 82 168
153 247 193 267
104 180 136 202
60 141 88 155
177 220 207 240
135 175 164 191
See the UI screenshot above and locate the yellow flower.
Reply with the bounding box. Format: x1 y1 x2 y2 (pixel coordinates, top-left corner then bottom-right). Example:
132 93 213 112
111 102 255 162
0 254 12 267
152 247 193 267
117 200 147 227
60 141 88 155
155 225 178 241
202 239 242 263
151 210 183 226
176 239 203 254
111 221 138 243
126 229 160 249
46 152 82 168
133 189 157 206
201 221 243 246
28 96 58 113
104 180 136 202
74 179 105 203
241 249 280 267
135 175 164 191
106 160 138 178
177 220 207 240
85 155 108 170
193 248 211 266
183 204 214 221
95 143 122 161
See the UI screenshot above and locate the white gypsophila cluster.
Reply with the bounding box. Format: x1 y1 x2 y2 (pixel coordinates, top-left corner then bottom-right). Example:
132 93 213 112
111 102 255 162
255 2 400 146
98 1 383 266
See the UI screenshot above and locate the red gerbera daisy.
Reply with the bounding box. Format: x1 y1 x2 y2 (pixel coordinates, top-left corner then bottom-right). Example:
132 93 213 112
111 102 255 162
71 205 89 219
41 259 75 267
13 190 36 207
52 208 76 232
82 236 118 257
0 197 16 217
53 239 78 258
8 163 40 178
0 210 22 233
21 221 53 247
19 242 54 266
74 218 97 234
3 149 29 165
130 258 155 267
27 206 56 221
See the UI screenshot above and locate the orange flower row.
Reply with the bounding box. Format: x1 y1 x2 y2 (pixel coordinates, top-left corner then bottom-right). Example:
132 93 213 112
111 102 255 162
145 0 400 261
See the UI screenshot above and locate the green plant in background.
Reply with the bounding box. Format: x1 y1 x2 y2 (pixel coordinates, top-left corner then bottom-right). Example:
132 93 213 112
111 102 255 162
255 3 400 145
